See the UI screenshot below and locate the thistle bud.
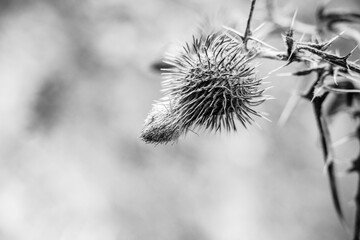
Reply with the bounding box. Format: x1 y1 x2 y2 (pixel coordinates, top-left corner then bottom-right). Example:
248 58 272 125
141 100 181 144
141 33 267 144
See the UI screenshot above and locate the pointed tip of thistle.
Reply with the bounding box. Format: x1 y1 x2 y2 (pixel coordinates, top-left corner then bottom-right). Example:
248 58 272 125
140 103 181 145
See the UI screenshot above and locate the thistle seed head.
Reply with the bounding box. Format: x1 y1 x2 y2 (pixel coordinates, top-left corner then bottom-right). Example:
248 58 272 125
141 33 267 144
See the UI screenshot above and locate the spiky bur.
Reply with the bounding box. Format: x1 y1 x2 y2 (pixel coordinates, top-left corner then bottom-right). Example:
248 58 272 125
141 33 268 144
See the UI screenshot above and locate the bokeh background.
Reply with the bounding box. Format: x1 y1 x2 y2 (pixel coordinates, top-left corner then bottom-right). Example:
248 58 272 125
0 0 359 239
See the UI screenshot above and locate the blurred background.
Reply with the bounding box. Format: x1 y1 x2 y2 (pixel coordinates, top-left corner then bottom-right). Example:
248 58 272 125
0 0 359 239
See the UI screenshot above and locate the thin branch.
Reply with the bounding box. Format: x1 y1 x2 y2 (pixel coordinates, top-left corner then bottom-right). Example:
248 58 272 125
244 0 257 50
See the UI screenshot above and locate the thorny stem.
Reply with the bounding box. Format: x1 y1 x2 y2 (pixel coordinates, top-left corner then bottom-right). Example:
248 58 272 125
297 44 360 75
312 97 347 226
302 73 346 225
257 44 360 75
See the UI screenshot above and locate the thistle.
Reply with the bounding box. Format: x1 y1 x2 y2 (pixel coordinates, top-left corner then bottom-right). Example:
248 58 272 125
141 99 181 144
142 0 360 238
141 33 267 144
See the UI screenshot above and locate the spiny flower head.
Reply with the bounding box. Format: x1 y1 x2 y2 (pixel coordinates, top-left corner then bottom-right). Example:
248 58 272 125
141 33 267 144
